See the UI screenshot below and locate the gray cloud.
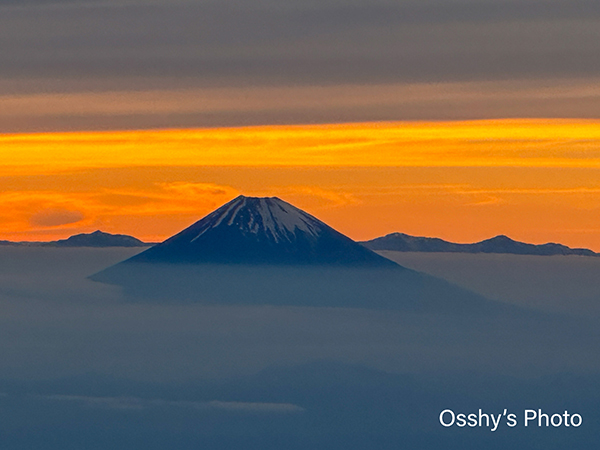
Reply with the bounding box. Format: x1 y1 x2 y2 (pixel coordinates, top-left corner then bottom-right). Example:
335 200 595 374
29 209 84 227
2 0 599 84
1 0 599 128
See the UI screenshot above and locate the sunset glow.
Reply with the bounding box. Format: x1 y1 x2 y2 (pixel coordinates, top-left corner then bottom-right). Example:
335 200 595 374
4 120 600 173
3 119 600 249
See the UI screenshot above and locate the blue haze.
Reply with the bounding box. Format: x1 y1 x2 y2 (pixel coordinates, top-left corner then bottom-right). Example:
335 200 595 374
0 247 598 448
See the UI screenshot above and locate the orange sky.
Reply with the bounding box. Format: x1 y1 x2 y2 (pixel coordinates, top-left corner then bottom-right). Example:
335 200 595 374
3 119 600 250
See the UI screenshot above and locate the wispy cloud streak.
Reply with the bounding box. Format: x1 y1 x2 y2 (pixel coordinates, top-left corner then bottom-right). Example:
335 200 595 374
38 393 306 413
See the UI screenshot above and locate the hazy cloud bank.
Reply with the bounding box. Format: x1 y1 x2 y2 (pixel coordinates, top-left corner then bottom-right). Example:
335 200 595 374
0 247 599 383
1 0 599 130
0 247 598 448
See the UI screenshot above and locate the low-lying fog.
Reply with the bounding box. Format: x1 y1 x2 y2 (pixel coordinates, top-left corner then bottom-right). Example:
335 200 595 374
0 247 598 449
0 247 598 381
381 251 600 318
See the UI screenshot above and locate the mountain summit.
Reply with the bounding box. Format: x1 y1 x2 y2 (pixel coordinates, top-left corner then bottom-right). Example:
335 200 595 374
91 196 505 313
126 195 397 267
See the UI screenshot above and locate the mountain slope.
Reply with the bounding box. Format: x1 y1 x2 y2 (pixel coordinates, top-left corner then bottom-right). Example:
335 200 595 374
89 196 511 314
361 233 597 257
125 195 397 267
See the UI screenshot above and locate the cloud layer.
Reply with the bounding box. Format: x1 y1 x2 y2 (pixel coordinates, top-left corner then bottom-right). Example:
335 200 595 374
1 0 599 130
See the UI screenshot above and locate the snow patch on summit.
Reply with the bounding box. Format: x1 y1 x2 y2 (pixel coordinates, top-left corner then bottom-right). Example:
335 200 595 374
191 196 324 244
253 198 319 242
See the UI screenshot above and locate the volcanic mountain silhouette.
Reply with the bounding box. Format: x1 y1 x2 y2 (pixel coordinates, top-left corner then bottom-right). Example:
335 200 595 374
91 196 505 313
125 195 397 266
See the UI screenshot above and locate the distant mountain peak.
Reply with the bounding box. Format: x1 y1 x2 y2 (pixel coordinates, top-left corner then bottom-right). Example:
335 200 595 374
0 230 149 248
119 195 398 266
54 230 147 248
361 233 598 257
484 235 514 242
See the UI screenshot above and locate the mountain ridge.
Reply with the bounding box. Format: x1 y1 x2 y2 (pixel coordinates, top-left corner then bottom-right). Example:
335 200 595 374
360 232 598 257
0 230 150 248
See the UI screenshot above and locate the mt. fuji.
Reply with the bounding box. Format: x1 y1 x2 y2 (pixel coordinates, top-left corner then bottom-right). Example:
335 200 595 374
124 195 397 267
91 196 501 313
